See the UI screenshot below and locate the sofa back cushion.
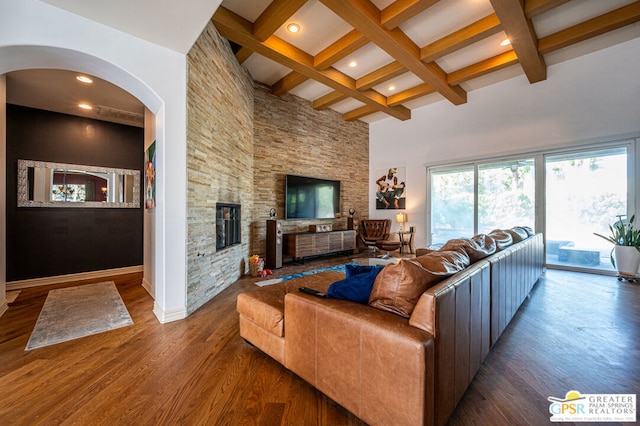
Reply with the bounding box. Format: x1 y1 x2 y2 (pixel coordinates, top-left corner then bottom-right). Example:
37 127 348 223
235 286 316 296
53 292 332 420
505 227 529 243
440 234 496 263
369 250 470 318
487 229 513 250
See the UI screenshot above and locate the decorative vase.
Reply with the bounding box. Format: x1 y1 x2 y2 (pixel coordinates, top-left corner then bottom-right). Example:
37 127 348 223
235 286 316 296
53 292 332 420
613 245 640 278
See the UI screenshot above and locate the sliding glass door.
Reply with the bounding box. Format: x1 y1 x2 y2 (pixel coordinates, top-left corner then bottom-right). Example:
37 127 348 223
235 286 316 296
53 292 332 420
478 159 535 234
429 159 535 246
428 140 636 273
430 167 474 245
544 147 628 272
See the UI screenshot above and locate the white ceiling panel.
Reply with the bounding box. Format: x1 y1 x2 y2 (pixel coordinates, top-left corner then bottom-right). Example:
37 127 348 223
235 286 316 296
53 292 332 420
289 79 332 100
399 0 495 47
220 0 271 22
437 31 511 73
373 72 423 97
332 43 395 79
533 0 636 38
243 54 292 86
273 1 354 56
329 98 366 114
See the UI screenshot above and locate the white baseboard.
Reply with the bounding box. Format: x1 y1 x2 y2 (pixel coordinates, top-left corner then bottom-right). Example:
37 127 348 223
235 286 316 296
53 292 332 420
153 302 186 324
141 278 154 299
6 265 144 290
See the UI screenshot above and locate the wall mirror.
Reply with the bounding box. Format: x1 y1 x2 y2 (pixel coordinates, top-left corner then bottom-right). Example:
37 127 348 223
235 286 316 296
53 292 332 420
17 159 141 208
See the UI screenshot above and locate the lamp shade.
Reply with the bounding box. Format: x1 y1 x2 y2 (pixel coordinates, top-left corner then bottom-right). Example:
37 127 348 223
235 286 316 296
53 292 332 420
396 213 407 223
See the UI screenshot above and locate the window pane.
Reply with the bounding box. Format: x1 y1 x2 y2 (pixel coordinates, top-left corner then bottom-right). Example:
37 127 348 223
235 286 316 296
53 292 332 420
545 147 627 271
431 168 474 245
478 159 535 234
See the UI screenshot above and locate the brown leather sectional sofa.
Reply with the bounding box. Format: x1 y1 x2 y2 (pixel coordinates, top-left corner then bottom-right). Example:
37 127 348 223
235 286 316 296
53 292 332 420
237 230 544 426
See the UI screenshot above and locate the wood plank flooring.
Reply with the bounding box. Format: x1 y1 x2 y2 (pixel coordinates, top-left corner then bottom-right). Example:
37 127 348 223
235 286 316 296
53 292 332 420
0 258 638 425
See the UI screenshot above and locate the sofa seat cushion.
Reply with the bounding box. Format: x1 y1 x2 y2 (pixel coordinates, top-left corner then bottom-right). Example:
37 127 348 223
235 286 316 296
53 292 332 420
369 250 470 318
237 271 344 337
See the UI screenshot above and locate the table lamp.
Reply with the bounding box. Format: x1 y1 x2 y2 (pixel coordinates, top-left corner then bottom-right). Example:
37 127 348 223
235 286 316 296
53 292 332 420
396 213 407 233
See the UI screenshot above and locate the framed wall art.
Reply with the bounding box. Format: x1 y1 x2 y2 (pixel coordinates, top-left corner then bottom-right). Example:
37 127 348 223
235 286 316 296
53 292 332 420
375 166 406 210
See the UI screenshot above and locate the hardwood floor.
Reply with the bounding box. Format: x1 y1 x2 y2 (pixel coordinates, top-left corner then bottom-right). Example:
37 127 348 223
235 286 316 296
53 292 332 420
0 258 638 425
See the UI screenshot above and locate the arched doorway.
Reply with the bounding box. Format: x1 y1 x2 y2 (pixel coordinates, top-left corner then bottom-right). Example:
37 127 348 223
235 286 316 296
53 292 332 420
0 44 186 322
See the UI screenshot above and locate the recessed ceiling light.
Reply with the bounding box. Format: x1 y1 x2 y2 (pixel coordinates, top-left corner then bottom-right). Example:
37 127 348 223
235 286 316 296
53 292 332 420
348 60 357 68
76 75 93 84
78 103 93 110
287 23 300 33
388 85 396 91
500 39 511 46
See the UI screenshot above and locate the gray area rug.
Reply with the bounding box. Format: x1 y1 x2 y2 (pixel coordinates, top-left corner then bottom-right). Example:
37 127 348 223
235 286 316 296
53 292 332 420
26 281 133 351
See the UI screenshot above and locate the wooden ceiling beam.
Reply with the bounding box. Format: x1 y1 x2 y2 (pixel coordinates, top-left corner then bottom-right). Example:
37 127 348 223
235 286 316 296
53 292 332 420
316 11 504 110
421 14 502 63
213 6 411 120
490 0 546 83
314 29 369 70
313 91 349 109
344 105 378 121
525 0 571 19
538 1 640 55
272 71 309 96
347 0 639 121
320 0 467 105
448 50 519 85
387 83 434 107
235 47 253 64
354 50 517 116
253 0 308 41
356 61 406 90
312 61 404 111
381 0 440 30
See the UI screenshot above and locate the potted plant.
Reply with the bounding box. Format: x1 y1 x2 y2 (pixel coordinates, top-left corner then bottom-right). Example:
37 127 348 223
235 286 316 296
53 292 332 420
594 214 640 280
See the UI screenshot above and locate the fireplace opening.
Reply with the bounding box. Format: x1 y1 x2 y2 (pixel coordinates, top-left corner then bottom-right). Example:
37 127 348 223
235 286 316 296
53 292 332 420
216 203 241 250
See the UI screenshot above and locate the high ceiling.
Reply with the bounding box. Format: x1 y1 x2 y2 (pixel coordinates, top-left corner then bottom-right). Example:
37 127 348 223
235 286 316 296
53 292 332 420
214 0 640 122
7 1 640 127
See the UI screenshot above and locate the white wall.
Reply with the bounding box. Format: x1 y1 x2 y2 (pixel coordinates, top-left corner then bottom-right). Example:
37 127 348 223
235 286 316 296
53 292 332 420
370 37 640 249
0 74 6 317
0 0 188 322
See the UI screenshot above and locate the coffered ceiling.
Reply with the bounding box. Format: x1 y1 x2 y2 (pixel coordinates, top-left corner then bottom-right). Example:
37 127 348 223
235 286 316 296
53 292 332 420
214 0 640 122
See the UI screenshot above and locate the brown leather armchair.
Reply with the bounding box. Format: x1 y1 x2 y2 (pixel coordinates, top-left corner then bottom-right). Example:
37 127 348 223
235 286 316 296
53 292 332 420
359 219 391 251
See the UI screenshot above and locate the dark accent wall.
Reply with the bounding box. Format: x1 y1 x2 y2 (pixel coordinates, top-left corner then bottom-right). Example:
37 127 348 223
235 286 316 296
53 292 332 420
6 104 144 281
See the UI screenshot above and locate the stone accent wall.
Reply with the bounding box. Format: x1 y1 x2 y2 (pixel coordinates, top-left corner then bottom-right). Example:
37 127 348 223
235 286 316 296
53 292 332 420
252 83 369 257
186 21 254 314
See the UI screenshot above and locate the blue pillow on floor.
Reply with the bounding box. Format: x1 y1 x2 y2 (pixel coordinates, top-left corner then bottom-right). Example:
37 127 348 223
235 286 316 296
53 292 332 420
345 263 383 279
328 265 384 304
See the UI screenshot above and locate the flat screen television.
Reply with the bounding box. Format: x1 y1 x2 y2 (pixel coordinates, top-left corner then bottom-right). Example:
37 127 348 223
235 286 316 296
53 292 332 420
285 174 341 220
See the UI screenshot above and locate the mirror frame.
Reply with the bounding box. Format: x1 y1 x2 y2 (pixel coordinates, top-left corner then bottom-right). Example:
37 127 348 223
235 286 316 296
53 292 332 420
17 159 141 208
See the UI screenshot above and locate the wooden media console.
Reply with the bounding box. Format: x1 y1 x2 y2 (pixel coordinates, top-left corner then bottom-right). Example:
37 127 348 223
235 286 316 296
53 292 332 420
283 230 356 261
